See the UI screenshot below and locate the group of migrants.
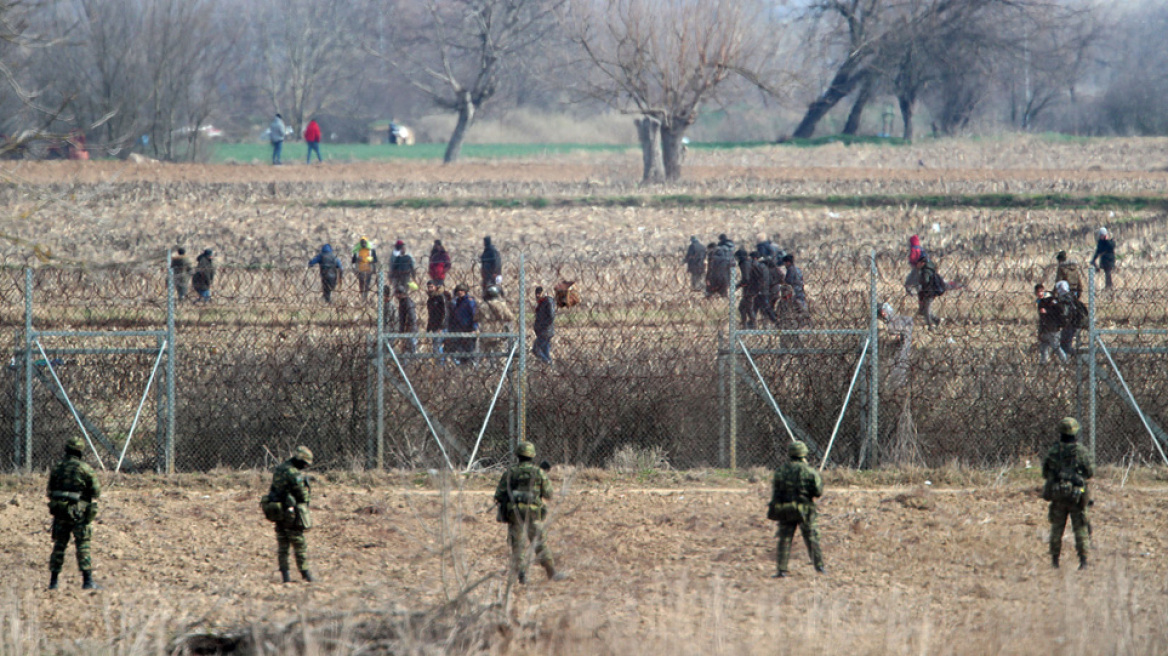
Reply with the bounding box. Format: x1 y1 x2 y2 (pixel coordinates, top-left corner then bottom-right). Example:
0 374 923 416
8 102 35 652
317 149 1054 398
685 232 807 329
45 412 1093 589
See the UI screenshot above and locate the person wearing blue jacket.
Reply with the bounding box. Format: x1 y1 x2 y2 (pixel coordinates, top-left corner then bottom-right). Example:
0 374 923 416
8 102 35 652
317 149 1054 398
448 283 479 362
1090 227 1116 290
308 244 343 303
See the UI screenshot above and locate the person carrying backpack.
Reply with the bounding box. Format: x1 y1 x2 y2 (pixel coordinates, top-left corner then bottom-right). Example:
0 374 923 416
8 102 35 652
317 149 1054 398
905 235 927 295
1041 418 1094 569
916 255 944 329
1056 280 1086 358
308 244 343 303
767 441 825 578
1055 251 1082 299
351 237 378 300
494 441 566 584
389 241 415 290
1090 227 1116 290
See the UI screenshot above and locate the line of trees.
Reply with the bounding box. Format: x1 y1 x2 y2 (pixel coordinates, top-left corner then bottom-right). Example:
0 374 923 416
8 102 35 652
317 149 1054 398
0 0 1165 175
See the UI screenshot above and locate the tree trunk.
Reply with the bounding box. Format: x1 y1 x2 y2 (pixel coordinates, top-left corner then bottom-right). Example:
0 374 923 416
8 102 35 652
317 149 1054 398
898 94 914 142
790 63 865 139
634 116 663 184
842 72 875 136
660 123 686 181
444 93 475 164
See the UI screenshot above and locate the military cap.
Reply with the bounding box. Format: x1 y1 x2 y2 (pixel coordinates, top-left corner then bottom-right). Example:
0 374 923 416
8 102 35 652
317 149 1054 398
516 441 536 458
1059 417 1081 437
788 441 809 458
293 445 314 465
65 436 86 454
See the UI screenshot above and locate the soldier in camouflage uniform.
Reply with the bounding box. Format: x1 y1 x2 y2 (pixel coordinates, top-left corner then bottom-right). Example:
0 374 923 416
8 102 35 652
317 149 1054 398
1042 418 1094 569
768 441 825 577
47 436 102 590
268 446 316 583
494 442 566 584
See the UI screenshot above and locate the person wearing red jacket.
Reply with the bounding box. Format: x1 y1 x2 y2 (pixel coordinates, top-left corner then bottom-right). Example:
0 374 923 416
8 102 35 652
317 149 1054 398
905 234 927 294
304 119 322 163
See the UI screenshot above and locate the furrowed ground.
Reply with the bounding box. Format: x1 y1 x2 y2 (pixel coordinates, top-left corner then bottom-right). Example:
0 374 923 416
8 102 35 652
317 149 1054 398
1 470 1167 653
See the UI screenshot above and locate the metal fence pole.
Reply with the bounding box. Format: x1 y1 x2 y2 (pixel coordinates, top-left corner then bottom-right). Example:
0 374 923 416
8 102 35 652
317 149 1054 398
867 251 880 467
717 332 727 468
22 268 32 472
517 254 527 447
164 265 176 474
375 269 386 469
728 265 737 470
1087 265 1097 458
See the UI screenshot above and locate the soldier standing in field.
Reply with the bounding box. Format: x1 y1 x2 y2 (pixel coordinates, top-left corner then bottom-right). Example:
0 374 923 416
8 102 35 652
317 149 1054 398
767 441 825 578
47 436 101 590
494 441 566 584
1042 418 1094 569
266 446 316 583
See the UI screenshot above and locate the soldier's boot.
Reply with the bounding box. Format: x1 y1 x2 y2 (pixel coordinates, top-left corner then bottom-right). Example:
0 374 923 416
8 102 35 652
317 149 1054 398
300 570 315 583
48 571 59 590
772 571 788 578
1078 555 1088 570
280 570 292 584
81 571 99 590
543 562 567 582
815 564 827 574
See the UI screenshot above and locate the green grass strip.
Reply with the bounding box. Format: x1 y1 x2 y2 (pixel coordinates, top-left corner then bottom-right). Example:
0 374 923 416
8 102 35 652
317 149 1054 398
323 193 1168 211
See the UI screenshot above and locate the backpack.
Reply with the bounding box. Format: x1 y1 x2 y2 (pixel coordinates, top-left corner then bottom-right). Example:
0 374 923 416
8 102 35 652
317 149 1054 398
356 246 374 274
927 267 947 296
1044 445 1086 503
1059 263 1082 294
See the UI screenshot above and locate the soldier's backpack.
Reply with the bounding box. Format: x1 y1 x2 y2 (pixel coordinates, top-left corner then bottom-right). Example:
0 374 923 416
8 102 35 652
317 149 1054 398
1043 445 1086 503
1059 262 1083 295
505 467 544 520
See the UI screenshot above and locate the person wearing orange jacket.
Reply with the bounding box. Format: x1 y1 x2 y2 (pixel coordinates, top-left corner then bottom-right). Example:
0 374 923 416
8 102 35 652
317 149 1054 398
304 118 322 164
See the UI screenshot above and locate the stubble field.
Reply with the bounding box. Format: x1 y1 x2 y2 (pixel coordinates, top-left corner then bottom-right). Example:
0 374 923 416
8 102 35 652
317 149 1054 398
2 469 1168 654
2 137 1168 653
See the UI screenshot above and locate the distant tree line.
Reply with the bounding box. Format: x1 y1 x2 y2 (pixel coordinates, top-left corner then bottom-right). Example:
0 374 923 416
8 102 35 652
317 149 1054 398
0 0 1163 173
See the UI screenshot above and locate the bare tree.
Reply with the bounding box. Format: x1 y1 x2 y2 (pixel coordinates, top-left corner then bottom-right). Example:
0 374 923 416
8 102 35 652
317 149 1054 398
257 0 360 138
369 0 563 163
569 0 767 182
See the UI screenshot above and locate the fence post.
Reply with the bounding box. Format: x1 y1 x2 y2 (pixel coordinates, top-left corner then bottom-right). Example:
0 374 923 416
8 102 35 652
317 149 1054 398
163 265 176 474
717 331 727 468
375 269 386 469
1087 266 1096 458
728 265 737 470
517 255 527 447
22 268 32 472
867 251 880 466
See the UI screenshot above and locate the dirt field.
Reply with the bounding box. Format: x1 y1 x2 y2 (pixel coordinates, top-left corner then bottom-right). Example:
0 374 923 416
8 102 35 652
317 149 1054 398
2 471 1166 653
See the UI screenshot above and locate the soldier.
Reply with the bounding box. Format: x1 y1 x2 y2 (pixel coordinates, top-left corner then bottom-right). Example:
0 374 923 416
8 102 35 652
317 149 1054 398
1055 251 1082 299
47 436 102 590
267 446 316 583
494 442 566 584
767 441 825 578
1042 418 1094 569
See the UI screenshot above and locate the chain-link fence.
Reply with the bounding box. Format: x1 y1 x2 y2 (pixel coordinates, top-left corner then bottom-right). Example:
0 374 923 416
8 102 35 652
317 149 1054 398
3 253 1166 472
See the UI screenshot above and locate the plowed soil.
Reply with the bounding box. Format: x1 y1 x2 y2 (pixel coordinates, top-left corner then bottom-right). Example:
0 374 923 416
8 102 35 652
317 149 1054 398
2 472 1166 650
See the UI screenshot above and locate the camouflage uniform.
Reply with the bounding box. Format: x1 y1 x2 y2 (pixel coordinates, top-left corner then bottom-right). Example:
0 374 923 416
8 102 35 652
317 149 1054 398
47 436 101 589
268 446 315 582
495 442 562 583
768 441 825 577
1042 418 1094 569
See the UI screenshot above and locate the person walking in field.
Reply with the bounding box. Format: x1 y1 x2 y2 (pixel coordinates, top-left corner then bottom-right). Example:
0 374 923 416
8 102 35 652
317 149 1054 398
1035 283 1065 363
915 254 943 329
480 236 502 296
170 247 192 301
308 244 343 303
428 239 451 284
705 242 730 298
1042 418 1094 569
1090 227 1116 290
425 280 451 357
448 283 479 362
192 249 215 301
685 236 705 291
263 446 316 583
533 285 555 364
47 436 102 590
1055 251 1083 298
394 284 418 353
269 113 285 165
767 440 825 578
480 285 514 353
304 118 322 163
351 237 378 300
781 254 807 315
390 240 416 290
905 235 927 295
1056 280 1086 358
494 441 566 584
